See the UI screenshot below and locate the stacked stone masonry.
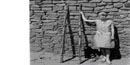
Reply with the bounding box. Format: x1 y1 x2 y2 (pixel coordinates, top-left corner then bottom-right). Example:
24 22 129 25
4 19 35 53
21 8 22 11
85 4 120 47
30 0 130 57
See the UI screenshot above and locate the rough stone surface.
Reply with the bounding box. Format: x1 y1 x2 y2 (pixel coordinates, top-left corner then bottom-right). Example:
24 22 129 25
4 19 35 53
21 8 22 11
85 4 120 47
30 0 130 57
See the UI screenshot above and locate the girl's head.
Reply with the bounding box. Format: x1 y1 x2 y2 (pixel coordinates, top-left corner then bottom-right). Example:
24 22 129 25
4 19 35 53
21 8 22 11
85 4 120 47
98 12 108 21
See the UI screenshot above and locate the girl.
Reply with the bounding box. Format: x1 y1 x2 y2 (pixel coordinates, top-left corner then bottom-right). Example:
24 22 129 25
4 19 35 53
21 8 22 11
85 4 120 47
80 11 115 65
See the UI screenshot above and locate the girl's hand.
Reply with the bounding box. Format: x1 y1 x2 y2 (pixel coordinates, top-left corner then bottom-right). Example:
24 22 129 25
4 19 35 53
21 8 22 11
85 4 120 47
111 36 114 39
79 11 83 15
111 36 114 41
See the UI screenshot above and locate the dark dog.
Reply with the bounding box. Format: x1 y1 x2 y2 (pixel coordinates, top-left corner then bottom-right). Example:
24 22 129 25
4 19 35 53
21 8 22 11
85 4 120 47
84 46 101 59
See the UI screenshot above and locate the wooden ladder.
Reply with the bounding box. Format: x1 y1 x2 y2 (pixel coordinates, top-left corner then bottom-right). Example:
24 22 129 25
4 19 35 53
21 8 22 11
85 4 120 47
60 4 88 65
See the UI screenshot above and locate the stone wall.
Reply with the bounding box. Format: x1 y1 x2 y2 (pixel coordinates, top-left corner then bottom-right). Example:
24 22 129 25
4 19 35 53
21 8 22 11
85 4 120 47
30 0 130 57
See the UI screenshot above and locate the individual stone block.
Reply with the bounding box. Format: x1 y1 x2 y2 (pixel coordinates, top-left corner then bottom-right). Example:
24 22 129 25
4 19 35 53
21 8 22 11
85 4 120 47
105 5 113 8
124 2 130 8
90 0 101 3
42 20 55 23
30 32 36 38
30 1 35 5
42 25 54 30
120 0 128 2
97 2 107 6
94 6 104 11
53 1 64 4
30 24 40 29
82 3 96 7
78 0 89 3
102 0 112 2
66 1 77 4
114 3 123 8
47 13 59 17
82 7 93 11
106 15 113 19
42 0 52 4
56 3 66 6
31 4 40 8
85 13 98 17
30 18 40 22
36 33 43 38
53 6 63 10
42 7 52 11
69 6 77 10
70 12 80 16
44 31 58 36
41 38 51 43
119 10 130 14
33 10 44 15
41 4 54 7
112 0 120 2
102 8 118 12
70 16 79 20
43 22 57 26
30 46 42 52
35 0 42 3
32 29 42 33
108 12 123 16
89 16 98 20
30 7 41 11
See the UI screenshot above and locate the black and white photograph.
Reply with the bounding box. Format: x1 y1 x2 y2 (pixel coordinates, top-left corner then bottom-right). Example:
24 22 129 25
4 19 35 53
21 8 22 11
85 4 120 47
30 0 130 65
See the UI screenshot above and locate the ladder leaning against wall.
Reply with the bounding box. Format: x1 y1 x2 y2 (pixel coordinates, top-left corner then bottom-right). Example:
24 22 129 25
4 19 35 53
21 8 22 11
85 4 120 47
60 4 89 65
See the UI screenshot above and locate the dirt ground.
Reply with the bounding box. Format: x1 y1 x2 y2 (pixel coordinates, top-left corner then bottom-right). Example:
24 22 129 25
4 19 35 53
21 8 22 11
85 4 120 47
31 50 130 65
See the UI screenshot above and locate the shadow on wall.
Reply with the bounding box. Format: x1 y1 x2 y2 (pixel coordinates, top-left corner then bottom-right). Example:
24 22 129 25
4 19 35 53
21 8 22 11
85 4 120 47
110 26 121 61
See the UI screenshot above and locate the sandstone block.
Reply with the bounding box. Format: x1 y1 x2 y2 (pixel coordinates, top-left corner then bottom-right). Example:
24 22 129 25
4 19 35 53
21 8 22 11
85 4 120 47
102 8 118 12
36 33 43 38
30 46 42 52
82 3 96 7
53 1 64 3
33 29 42 32
43 22 57 26
30 7 41 11
69 6 77 10
85 13 97 17
31 4 40 8
119 10 130 14
120 0 128 2
105 5 113 8
45 31 58 36
42 7 52 11
90 0 101 2
94 6 104 11
30 24 40 29
42 1 52 4
42 20 55 23
97 2 107 6
66 1 77 4
30 1 35 5
114 3 123 8
82 7 93 11
112 0 120 2
53 6 63 10
42 26 54 30
41 4 54 7
78 0 88 3
102 0 112 2
70 12 80 16
33 10 44 15
70 20 79 24
42 38 51 43
125 2 130 8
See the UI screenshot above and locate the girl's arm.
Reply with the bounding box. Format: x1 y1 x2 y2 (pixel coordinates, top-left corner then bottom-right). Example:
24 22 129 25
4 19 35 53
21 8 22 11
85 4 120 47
80 11 97 22
111 23 115 39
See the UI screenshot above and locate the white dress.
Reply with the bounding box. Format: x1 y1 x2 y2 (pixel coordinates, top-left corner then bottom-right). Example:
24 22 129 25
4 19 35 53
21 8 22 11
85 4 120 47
94 20 114 48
